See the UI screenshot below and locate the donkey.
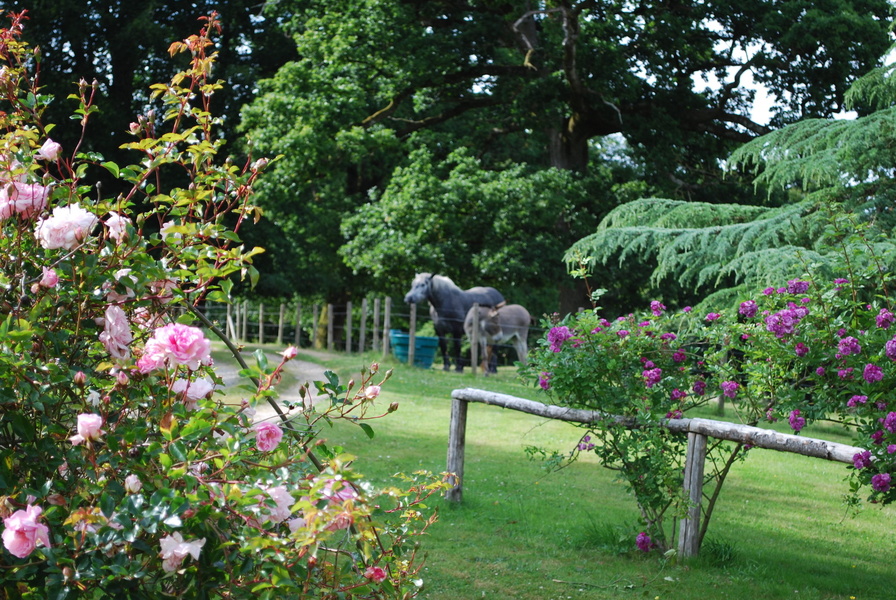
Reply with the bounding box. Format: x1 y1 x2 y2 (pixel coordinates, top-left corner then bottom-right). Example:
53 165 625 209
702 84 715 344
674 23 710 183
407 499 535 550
403 273 504 372
464 304 531 374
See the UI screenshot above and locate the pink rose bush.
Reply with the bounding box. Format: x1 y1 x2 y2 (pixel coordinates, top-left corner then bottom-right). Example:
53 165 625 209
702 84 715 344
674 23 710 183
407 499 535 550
0 16 443 598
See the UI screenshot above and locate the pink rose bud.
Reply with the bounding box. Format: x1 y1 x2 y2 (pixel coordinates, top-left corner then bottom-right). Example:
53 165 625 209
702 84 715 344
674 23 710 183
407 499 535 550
116 371 130 388
39 267 59 288
281 346 298 360
73 371 87 387
69 413 104 446
364 385 381 400
35 138 62 161
124 474 142 494
253 421 283 452
388 402 399 413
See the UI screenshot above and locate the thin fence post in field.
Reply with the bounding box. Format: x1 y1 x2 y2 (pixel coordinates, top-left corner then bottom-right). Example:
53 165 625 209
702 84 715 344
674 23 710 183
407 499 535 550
471 302 480 377
225 303 235 340
359 298 368 353
312 304 319 348
294 303 302 347
277 303 286 345
241 301 248 342
382 297 392 360
372 298 381 352
408 302 417 367
445 396 468 502
346 301 353 353
257 303 265 344
678 431 707 558
327 304 334 352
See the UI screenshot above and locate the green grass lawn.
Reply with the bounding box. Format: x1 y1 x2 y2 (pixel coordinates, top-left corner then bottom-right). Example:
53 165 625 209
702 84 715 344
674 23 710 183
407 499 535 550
217 344 896 600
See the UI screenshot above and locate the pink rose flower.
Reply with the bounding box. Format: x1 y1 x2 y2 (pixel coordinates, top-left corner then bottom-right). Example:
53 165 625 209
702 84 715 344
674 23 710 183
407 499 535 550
2 504 51 558
158 532 205 572
364 385 381 400
0 182 49 220
99 305 132 360
281 345 298 360
253 421 283 452
170 377 215 411
105 212 131 243
70 413 105 445
137 323 212 373
260 485 294 524
35 204 98 249
35 138 62 161
124 474 142 494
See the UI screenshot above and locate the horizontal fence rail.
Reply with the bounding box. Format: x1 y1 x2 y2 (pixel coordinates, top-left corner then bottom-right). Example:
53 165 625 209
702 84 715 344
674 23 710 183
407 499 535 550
447 388 866 558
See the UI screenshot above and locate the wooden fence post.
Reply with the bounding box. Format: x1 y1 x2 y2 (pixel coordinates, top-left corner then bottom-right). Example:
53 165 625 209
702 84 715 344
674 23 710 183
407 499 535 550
408 302 417 367
226 303 235 340
346 301 353 353
359 298 368 353
258 304 265 344
277 303 286 345
470 302 480 377
445 396 468 502
678 432 708 558
382 297 391 359
241 300 248 342
372 298 381 352
294 303 302 347
312 304 319 348
327 304 334 352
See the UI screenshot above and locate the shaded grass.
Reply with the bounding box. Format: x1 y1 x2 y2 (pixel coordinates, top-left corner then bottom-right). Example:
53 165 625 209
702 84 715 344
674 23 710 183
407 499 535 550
218 345 896 600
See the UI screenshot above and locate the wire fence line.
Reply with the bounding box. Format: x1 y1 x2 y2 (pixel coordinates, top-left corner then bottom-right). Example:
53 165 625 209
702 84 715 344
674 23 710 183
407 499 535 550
200 298 548 367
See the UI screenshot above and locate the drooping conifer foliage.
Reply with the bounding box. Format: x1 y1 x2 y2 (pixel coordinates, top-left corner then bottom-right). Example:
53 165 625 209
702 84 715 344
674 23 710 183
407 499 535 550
568 48 896 308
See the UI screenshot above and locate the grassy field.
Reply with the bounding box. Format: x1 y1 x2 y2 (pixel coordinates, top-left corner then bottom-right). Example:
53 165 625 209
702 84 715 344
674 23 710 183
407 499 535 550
216 344 896 600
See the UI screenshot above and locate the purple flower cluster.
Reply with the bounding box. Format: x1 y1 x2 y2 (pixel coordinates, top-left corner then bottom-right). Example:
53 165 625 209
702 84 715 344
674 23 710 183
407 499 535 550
838 336 862 356
864 363 884 383
764 305 808 338
794 343 809 357
577 435 595 452
720 380 739 399
670 388 686 401
538 372 552 390
886 338 896 361
787 279 810 294
877 308 895 329
650 301 666 317
847 395 868 408
692 380 706 396
548 326 574 353
853 450 873 469
642 368 663 388
883 412 896 433
788 409 805 433
672 350 686 363
636 532 651 552
705 312 721 322
872 473 892 492
659 332 677 341
738 300 758 318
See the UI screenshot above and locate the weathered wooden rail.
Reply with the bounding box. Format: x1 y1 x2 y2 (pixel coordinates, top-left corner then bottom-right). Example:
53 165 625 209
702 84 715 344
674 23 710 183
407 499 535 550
446 388 865 558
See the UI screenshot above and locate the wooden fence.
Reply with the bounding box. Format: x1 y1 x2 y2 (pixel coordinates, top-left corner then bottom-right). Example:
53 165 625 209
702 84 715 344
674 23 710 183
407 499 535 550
202 299 545 373
446 388 865 558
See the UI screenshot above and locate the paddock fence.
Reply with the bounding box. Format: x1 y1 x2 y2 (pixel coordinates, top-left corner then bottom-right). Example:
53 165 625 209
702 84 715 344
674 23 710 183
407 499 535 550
200 298 547 374
446 387 866 558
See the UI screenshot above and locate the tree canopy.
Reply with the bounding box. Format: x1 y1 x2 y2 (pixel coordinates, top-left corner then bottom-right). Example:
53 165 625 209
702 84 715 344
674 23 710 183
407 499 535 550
242 0 892 311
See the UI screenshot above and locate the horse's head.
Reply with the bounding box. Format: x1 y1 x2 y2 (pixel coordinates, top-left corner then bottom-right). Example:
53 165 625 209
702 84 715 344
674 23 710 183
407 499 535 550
403 273 434 304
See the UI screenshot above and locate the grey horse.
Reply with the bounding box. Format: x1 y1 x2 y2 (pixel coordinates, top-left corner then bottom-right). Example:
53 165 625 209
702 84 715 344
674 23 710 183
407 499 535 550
464 304 531 373
403 273 504 372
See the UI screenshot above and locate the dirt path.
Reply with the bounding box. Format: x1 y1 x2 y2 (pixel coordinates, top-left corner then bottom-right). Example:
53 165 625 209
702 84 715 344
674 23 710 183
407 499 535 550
214 348 333 419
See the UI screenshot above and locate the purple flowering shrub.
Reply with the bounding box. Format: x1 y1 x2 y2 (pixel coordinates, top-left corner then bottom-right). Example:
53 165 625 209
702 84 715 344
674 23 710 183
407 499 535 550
0 15 445 597
528 260 896 550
